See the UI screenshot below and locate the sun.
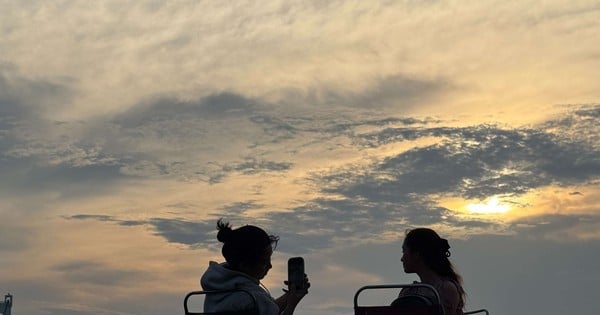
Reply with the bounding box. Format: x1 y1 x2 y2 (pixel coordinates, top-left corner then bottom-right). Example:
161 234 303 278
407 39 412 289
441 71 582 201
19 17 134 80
466 196 510 214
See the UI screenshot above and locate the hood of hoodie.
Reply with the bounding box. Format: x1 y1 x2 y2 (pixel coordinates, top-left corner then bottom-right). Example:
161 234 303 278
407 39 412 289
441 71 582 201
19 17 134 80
201 261 259 291
199 261 279 315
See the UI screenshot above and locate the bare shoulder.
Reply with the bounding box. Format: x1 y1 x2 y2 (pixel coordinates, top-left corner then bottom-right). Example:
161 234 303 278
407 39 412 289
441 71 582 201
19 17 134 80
438 280 459 301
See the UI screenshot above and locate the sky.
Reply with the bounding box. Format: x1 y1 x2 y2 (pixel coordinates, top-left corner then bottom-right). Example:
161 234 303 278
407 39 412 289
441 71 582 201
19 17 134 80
1 0 599 314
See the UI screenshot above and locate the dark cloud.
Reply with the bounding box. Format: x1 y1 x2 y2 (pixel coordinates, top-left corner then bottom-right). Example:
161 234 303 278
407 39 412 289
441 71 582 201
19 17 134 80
0 66 71 117
248 115 302 144
62 104 600 253
0 67 135 199
0 66 72 151
540 105 600 150
260 106 600 243
246 114 432 149
573 105 600 118
1 158 125 197
67 214 114 222
192 157 293 184
65 215 215 247
225 157 292 175
114 92 260 127
345 119 600 201
148 218 214 246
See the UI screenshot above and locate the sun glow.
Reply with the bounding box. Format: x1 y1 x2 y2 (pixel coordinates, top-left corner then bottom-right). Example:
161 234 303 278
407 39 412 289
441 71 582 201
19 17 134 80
466 196 510 214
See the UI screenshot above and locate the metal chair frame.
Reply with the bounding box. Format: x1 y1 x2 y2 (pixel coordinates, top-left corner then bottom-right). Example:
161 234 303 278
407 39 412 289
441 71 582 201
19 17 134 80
354 284 490 315
354 284 444 315
184 289 258 315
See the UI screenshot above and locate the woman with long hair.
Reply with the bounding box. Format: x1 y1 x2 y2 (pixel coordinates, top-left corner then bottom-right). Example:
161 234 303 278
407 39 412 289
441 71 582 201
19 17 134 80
397 228 466 315
201 219 309 315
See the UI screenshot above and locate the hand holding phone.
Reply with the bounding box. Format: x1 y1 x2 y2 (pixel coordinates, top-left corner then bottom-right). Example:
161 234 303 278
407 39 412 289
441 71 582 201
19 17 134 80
287 257 305 291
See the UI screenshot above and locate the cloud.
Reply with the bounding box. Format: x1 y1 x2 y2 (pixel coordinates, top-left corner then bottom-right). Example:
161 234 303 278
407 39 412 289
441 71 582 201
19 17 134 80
1 89 302 198
346 117 600 200
510 213 600 240
62 104 600 249
148 218 215 246
0 67 134 198
541 104 600 150
0 157 125 198
53 260 148 286
114 92 261 128
0 65 72 149
65 215 215 247
279 74 451 110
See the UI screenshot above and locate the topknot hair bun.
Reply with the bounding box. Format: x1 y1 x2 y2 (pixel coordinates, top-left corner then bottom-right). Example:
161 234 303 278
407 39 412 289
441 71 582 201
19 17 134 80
216 219 234 243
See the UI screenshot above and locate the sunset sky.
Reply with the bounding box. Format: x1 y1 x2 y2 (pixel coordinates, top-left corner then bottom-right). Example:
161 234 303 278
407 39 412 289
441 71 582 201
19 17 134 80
1 1 599 314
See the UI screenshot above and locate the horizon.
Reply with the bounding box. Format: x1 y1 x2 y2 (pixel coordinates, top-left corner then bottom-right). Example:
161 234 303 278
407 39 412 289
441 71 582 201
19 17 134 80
1 1 599 315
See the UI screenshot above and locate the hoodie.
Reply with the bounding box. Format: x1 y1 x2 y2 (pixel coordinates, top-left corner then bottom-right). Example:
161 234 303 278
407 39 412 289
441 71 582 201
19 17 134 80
200 261 279 315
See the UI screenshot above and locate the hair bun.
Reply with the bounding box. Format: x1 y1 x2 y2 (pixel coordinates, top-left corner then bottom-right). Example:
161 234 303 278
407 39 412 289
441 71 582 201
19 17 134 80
216 219 234 243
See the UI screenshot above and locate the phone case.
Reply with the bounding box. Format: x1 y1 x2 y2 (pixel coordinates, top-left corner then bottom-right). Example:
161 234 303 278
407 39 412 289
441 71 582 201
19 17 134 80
288 257 305 290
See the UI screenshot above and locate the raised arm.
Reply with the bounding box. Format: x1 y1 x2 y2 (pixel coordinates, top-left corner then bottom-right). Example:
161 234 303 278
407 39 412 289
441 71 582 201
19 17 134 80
275 276 310 315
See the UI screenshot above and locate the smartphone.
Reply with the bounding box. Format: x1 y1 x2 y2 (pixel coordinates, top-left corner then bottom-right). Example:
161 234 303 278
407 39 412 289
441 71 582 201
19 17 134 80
287 257 305 291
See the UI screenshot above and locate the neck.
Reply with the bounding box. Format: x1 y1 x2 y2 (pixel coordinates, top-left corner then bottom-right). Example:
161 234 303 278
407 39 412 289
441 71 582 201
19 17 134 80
417 268 442 284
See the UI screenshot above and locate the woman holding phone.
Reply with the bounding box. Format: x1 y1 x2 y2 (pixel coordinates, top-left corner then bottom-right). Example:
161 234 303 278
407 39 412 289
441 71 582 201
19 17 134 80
201 219 310 315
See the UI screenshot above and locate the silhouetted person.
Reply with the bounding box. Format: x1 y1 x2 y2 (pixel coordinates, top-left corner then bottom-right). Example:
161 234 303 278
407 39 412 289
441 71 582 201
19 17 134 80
395 228 466 315
201 219 309 315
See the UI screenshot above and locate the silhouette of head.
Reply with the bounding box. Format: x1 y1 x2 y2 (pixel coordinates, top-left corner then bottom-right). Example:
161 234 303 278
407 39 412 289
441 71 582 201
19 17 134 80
216 219 279 279
402 228 465 309
402 228 452 275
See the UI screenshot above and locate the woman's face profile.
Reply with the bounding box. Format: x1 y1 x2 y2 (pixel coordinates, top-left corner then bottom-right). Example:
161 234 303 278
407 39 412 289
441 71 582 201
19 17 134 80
241 246 273 280
401 243 418 273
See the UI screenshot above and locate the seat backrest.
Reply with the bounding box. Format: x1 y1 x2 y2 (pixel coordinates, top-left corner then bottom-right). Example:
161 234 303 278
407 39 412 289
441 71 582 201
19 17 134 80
355 305 438 315
354 284 443 315
184 289 258 315
391 294 435 307
464 309 489 315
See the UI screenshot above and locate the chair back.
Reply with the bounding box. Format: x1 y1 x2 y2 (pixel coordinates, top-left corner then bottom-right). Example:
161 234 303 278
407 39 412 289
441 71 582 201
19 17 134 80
354 284 443 315
184 289 258 315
